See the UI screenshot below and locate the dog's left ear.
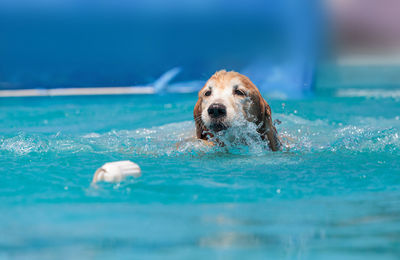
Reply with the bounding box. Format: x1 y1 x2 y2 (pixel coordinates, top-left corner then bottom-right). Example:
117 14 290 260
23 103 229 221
255 94 281 151
193 98 208 140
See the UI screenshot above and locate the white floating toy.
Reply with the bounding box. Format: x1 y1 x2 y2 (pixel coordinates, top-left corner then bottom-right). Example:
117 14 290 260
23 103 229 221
92 160 141 184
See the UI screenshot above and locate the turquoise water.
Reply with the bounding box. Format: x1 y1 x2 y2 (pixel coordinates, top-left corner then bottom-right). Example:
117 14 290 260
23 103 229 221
1 93 400 259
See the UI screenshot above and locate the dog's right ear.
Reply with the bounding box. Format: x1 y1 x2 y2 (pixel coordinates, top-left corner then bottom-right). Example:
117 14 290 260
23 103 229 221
258 98 281 151
249 89 281 151
194 98 208 139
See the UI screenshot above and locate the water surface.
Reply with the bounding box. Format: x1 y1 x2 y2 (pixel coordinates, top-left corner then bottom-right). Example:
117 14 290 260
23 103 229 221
1 93 399 259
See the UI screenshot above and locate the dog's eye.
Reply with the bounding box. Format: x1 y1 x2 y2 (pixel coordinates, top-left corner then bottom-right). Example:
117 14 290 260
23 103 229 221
204 90 212 97
234 89 246 96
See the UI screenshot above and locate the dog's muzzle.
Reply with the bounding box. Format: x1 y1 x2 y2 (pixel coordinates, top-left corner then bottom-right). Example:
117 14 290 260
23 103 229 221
207 103 228 132
208 103 226 119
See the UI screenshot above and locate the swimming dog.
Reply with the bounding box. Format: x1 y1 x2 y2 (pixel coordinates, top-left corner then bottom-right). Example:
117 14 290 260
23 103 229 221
193 70 281 151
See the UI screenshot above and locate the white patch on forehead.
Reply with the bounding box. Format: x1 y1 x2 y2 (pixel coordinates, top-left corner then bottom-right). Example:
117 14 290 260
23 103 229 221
230 77 243 87
207 83 231 103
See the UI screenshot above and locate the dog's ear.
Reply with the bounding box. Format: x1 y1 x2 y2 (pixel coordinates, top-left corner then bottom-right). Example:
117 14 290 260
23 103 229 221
254 93 281 151
193 98 208 139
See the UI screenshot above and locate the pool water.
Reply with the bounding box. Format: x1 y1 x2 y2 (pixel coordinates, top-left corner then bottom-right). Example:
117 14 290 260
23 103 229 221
1 93 400 259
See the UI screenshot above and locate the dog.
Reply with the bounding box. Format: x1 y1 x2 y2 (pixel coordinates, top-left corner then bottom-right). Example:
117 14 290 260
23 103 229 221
193 70 281 151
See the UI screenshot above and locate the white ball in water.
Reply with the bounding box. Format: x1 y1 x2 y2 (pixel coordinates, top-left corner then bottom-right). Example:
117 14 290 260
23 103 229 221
92 161 141 184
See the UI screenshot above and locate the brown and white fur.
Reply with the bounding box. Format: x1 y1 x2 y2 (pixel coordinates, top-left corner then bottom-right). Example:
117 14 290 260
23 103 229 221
193 70 281 151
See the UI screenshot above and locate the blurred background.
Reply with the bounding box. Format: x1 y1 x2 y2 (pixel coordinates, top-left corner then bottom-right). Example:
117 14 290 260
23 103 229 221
0 0 399 98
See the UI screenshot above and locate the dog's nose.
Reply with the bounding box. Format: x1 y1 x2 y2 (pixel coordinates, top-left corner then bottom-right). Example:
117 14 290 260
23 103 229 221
208 103 227 118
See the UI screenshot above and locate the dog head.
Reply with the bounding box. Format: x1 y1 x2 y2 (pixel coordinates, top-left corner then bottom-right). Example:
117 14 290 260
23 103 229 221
194 70 280 151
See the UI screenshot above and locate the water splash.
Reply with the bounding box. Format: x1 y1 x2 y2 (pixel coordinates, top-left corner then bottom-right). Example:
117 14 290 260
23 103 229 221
1 114 399 157
279 114 400 154
205 118 271 155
